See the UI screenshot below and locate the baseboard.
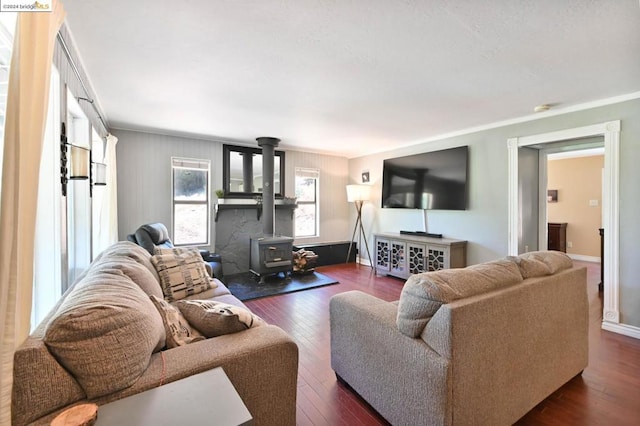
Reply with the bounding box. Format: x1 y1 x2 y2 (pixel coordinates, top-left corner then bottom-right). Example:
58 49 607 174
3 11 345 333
357 257 372 267
567 254 600 263
293 241 356 265
602 321 640 340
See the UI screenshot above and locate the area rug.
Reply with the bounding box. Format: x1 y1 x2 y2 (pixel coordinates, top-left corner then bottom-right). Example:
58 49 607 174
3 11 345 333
224 271 339 301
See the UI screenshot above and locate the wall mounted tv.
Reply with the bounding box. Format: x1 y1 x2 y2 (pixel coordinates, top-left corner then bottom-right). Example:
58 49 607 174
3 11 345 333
382 146 469 210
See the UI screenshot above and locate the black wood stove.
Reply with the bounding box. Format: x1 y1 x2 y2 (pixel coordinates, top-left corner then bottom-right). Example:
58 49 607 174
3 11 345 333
250 235 294 277
249 137 293 280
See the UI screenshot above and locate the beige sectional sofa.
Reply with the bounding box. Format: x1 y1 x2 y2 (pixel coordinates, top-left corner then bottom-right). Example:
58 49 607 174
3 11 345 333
330 251 588 426
13 242 298 425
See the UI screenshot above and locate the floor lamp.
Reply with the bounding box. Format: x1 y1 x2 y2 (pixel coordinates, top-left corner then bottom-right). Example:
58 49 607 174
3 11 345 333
346 184 373 266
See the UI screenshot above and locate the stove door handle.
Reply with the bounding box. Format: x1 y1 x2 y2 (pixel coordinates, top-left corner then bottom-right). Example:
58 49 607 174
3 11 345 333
264 260 291 268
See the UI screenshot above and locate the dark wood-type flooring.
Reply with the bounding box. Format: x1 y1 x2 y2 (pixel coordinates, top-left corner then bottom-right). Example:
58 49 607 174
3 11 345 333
244 261 640 425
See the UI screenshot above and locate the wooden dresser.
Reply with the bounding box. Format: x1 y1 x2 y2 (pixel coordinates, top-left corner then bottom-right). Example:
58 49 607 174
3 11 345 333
547 222 568 252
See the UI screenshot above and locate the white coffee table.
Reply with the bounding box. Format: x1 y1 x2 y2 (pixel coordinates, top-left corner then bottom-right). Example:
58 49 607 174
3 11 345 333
95 367 252 425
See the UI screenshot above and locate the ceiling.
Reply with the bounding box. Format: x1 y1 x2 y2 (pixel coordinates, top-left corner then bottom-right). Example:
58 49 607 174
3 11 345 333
63 0 640 158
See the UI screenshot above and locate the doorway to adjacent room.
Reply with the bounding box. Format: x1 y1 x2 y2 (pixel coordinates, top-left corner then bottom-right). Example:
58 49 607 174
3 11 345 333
506 120 620 331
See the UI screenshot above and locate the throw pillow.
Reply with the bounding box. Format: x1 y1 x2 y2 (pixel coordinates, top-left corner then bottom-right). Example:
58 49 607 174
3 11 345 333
175 299 265 338
151 248 214 302
149 295 205 348
155 247 215 277
44 268 166 399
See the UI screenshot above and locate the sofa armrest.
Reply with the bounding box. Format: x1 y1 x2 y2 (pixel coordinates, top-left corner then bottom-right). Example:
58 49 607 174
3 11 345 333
203 262 213 277
199 250 222 263
330 291 451 426
159 325 297 426
199 251 223 279
32 325 298 426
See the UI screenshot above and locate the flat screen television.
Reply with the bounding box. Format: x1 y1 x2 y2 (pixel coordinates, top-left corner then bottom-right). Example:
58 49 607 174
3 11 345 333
382 146 468 210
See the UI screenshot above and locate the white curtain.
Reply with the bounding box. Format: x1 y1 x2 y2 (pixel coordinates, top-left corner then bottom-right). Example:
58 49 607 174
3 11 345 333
105 134 119 245
91 135 106 256
32 66 62 330
0 2 65 424
92 133 118 255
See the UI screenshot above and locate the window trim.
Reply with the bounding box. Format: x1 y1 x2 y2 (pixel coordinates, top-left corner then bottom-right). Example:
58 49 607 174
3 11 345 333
294 168 320 238
171 157 211 247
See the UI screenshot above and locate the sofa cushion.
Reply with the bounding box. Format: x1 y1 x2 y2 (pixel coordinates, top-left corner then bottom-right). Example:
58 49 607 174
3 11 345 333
149 295 205 348
92 258 163 299
397 259 523 337
509 250 573 278
93 241 161 285
43 268 166 399
175 299 265 338
151 248 215 302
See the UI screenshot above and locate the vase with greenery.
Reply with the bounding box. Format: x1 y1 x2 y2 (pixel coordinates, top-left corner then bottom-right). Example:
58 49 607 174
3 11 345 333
215 189 225 204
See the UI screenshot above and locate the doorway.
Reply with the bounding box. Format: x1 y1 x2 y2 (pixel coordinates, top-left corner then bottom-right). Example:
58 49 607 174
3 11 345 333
544 145 604 263
507 121 620 330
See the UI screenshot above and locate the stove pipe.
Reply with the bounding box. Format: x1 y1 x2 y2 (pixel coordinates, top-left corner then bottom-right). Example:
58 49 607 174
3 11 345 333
256 137 280 236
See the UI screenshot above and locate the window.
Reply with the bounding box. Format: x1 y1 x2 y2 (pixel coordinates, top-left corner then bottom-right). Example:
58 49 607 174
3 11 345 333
294 168 319 238
172 157 210 246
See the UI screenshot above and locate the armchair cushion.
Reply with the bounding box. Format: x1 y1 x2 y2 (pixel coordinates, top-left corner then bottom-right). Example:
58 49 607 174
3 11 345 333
142 223 171 244
397 259 523 337
508 250 573 278
135 223 173 254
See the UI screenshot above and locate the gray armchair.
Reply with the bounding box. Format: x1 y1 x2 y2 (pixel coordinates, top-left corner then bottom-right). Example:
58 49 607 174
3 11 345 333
127 223 223 280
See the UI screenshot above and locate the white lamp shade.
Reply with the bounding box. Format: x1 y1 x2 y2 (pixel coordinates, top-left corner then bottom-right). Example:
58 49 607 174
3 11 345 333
346 184 372 202
69 145 89 179
94 162 107 185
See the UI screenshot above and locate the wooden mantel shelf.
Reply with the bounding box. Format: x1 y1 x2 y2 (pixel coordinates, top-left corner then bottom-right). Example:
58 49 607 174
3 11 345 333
214 202 297 222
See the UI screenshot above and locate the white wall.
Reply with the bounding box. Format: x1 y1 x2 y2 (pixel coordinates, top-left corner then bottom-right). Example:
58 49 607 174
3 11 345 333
115 130 351 250
114 130 224 251
285 149 350 245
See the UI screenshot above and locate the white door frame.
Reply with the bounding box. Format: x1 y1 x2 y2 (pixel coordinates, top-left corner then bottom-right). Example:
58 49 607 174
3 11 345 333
507 120 620 328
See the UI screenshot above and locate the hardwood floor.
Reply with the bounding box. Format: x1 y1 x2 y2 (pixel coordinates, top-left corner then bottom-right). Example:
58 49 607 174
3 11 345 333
244 261 640 425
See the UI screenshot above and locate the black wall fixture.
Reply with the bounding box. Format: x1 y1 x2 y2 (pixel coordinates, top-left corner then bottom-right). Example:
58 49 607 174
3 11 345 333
60 121 105 198
60 122 68 197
